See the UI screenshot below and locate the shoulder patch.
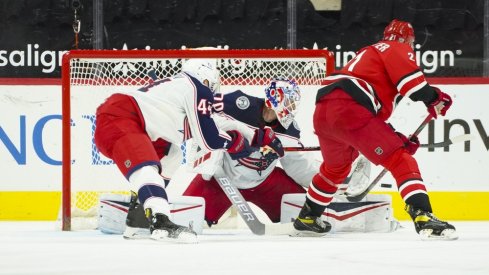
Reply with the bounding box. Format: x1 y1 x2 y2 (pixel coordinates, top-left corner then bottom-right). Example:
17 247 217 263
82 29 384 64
236 96 250 110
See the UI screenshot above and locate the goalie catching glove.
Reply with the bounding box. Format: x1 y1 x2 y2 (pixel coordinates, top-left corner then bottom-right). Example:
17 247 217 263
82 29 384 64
252 128 284 157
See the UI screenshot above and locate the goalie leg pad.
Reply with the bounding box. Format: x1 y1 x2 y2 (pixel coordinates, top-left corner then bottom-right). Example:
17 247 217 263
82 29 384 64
169 196 206 235
340 155 371 197
98 194 206 235
183 175 233 226
281 193 399 233
98 193 132 235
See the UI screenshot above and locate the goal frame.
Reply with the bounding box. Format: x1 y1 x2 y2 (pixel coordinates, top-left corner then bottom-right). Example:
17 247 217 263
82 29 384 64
61 49 334 231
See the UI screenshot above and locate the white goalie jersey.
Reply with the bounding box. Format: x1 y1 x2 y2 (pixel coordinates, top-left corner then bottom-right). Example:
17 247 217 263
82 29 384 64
209 90 320 189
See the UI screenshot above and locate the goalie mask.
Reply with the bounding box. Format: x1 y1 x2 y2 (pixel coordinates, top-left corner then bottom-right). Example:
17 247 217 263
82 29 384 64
264 78 301 129
181 59 220 93
383 19 415 49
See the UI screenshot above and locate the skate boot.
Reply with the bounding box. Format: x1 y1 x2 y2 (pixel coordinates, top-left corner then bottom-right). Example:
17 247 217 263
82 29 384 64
123 192 151 239
291 203 331 237
146 209 198 244
406 205 458 240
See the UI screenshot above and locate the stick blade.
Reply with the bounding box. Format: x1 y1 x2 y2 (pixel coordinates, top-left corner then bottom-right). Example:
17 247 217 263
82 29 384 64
344 192 367 202
451 134 473 144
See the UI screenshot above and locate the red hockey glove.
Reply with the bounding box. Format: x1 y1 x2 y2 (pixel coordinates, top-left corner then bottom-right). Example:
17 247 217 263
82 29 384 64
252 128 284 157
427 87 452 119
396 132 420 155
226 130 256 160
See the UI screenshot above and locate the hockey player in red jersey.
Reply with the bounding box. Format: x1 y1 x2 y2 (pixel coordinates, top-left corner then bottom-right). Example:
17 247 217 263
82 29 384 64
293 19 457 240
93 59 255 243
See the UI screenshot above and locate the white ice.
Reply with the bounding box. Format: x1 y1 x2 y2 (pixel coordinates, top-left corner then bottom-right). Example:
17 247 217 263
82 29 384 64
0 221 488 275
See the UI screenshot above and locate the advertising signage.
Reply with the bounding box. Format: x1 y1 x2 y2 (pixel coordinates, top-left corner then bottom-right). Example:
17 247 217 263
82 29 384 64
0 0 484 78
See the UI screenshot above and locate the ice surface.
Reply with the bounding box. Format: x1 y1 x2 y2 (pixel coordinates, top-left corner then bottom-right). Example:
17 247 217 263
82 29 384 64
0 221 488 275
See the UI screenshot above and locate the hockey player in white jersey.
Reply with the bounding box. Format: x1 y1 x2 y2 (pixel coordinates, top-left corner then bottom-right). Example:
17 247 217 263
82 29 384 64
93 59 255 243
183 78 340 229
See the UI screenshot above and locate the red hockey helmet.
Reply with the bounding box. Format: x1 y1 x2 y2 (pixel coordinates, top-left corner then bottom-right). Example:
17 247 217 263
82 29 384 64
383 19 415 48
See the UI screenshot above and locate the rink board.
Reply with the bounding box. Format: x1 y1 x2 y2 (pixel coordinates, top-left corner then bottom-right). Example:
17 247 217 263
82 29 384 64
0 79 488 220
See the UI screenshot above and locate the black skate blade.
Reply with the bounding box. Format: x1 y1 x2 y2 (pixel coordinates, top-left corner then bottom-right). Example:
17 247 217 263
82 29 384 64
289 230 328 238
419 229 458 241
151 229 198 244
123 227 151 240
123 234 151 240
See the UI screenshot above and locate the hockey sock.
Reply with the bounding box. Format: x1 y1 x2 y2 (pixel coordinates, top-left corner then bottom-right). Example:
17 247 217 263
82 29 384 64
382 149 432 212
306 162 351 216
138 184 170 215
129 165 171 215
304 198 326 217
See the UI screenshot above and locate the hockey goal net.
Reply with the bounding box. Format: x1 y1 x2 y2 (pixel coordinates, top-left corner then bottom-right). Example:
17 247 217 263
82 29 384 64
61 49 334 231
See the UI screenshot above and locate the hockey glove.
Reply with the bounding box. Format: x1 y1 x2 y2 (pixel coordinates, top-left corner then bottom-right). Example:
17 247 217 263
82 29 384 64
426 87 452 119
261 150 280 164
396 132 420 155
226 130 255 160
252 128 284 157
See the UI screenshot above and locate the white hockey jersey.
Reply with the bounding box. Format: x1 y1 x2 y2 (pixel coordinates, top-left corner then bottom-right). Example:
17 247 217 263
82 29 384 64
126 73 232 153
212 90 320 189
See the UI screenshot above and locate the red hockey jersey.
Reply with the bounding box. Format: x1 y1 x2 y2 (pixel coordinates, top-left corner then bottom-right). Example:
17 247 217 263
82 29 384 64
318 41 433 121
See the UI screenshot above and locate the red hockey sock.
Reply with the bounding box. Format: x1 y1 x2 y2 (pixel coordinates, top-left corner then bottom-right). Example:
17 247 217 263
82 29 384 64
306 162 351 209
382 149 432 212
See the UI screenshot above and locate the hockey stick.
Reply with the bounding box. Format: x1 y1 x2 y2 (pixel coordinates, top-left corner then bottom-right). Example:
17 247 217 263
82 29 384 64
283 146 321 152
283 134 471 152
214 170 293 236
345 114 434 202
420 134 473 148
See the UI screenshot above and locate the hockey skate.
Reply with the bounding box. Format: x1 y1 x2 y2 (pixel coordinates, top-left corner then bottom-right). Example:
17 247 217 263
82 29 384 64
123 192 151 240
406 205 458 240
146 209 198 244
291 203 331 237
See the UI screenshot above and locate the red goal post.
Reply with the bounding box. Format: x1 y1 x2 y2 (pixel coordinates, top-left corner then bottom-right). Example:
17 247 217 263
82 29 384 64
61 49 334 231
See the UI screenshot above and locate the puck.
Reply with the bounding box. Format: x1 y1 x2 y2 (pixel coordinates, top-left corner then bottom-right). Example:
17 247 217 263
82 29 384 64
380 183 392 188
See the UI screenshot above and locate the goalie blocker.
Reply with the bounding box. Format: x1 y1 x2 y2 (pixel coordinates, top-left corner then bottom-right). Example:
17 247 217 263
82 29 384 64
98 193 398 235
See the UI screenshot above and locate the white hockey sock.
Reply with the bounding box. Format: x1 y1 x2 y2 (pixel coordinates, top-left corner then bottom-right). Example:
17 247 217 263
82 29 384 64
143 197 171 216
129 165 171 216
